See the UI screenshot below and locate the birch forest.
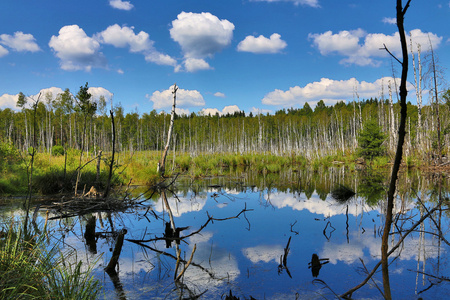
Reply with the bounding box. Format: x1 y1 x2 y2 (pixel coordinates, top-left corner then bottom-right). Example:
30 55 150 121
1 86 450 161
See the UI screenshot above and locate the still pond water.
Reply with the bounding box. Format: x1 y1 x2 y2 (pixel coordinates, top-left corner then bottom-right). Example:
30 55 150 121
2 168 450 299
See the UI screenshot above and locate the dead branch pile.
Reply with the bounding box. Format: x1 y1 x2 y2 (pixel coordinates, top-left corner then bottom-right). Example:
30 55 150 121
43 194 140 220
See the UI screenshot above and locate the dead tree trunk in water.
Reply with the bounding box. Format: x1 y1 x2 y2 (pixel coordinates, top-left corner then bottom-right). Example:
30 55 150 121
381 1 411 299
104 109 116 199
158 84 178 177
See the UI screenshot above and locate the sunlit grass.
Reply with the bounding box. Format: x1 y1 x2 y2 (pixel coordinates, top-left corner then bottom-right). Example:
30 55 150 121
0 145 407 194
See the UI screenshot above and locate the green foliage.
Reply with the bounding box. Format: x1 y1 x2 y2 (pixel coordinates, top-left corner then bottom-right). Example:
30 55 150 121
16 92 27 108
357 119 387 160
33 167 74 194
0 142 19 173
51 145 65 156
76 82 97 116
27 146 36 156
0 175 27 194
33 164 121 195
371 156 390 169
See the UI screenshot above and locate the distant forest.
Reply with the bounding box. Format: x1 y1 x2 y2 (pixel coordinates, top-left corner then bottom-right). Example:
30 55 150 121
1 87 450 160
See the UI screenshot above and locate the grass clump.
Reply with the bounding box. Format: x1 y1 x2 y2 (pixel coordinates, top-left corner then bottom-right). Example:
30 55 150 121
0 221 100 299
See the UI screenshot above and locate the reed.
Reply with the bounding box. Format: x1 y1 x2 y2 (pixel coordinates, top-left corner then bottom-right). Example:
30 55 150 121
0 221 100 299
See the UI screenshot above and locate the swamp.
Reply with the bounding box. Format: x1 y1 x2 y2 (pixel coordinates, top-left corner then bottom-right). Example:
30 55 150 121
2 167 450 299
1 2 450 298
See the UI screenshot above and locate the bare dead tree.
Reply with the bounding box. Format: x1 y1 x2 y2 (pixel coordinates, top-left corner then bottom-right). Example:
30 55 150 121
425 35 445 164
104 109 116 199
410 36 423 149
158 84 178 177
388 80 396 152
381 1 411 298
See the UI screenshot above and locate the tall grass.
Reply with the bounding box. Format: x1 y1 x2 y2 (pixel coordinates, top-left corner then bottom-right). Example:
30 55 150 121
1 144 407 194
0 221 100 299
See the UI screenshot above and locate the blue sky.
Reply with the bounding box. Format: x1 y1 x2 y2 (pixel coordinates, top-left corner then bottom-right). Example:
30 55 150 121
1 0 449 115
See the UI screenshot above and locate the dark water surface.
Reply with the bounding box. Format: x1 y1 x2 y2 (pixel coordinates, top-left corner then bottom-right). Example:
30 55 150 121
2 168 450 299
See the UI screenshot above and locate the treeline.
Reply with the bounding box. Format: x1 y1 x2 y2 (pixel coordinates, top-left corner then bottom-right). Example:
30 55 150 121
1 87 450 160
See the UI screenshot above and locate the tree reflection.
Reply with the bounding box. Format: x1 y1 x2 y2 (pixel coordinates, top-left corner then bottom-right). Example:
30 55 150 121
358 169 386 206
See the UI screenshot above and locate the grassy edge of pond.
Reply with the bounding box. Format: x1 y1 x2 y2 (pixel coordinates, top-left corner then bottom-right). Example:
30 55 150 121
0 220 100 299
0 148 434 197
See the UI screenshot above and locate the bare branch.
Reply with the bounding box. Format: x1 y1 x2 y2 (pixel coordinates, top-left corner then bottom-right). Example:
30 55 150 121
402 0 412 15
380 44 402 65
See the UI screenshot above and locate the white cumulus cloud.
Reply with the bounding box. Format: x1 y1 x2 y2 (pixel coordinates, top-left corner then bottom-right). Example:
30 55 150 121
382 17 396 25
261 77 414 107
250 0 320 8
96 24 152 53
87 87 113 102
170 12 234 72
222 105 241 114
148 85 205 110
214 92 225 98
200 108 221 116
97 24 177 67
308 28 442 66
35 87 65 102
145 52 177 66
200 105 241 116
0 32 40 52
237 33 287 54
0 93 19 110
109 0 134 11
0 45 8 57
0 87 66 110
49 25 106 71
183 58 212 72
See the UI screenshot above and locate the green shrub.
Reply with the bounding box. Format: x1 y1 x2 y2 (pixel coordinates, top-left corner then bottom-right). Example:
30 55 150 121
0 142 19 173
51 145 65 156
357 119 387 160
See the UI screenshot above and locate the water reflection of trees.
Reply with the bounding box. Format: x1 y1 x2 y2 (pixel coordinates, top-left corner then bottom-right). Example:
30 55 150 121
13 166 450 299
357 169 386 206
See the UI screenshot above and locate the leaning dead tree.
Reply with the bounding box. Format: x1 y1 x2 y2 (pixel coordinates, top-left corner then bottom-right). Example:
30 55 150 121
340 1 412 299
381 1 411 299
158 83 178 177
